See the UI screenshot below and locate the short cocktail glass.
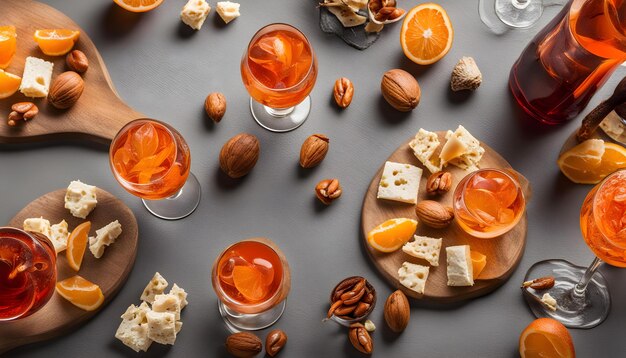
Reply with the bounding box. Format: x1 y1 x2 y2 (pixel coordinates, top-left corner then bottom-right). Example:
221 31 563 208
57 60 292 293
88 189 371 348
0 227 56 321
453 168 526 239
241 23 318 132
523 169 626 328
109 119 201 220
211 240 287 332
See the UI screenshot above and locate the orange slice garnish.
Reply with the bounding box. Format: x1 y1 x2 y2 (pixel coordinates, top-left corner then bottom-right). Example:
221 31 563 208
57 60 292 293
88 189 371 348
113 0 164 13
0 26 17 69
0 69 21 99
55 275 104 311
400 3 454 65
232 265 268 302
34 29 80 56
66 221 91 271
367 218 418 253
558 139 626 184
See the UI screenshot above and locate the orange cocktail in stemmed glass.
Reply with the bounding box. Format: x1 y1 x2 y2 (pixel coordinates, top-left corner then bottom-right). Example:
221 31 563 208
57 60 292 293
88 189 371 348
241 23 318 132
109 119 201 220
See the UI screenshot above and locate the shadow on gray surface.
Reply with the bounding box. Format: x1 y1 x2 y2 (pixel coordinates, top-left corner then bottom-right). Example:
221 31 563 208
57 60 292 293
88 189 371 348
296 161 320 179
376 96 412 125
446 86 474 104
100 3 146 39
177 20 198 39
214 166 251 190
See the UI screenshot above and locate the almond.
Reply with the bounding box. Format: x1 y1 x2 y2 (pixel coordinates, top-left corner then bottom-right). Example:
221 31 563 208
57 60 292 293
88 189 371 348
300 134 329 168
219 133 260 178
415 200 454 228
381 69 420 112
383 290 410 333
225 332 262 357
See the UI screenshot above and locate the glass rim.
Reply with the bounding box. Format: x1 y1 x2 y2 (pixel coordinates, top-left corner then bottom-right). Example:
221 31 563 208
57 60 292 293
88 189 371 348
241 23 316 95
211 240 285 312
0 226 56 257
591 168 626 239
109 118 181 188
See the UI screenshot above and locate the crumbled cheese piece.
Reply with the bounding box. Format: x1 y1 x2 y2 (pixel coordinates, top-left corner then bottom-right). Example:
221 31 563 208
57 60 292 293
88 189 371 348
327 5 367 27
398 262 429 294
146 310 177 345
19 57 53 97
169 284 188 309
180 0 211 30
50 220 69 253
216 1 240 24
88 220 122 259
409 128 442 173
23 217 51 239
441 126 484 171
377 161 422 204
141 272 169 304
541 293 558 311
152 293 181 320
402 235 442 266
446 245 474 286
64 180 97 219
115 302 153 352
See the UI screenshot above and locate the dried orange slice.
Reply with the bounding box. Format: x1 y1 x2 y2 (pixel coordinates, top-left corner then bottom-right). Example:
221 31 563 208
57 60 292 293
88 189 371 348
558 139 626 184
0 69 21 99
232 265 268 302
400 3 454 65
367 218 418 253
519 318 575 358
0 26 17 69
34 29 80 56
66 221 91 271
113 0 164 12
470 250 487 279
55 275 104 311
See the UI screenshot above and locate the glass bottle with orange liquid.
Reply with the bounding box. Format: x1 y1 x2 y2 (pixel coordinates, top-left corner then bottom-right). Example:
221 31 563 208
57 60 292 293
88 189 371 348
0 227 56 321
453 169 526 239
109 119 201 220
241 23 318 132
509 0 626 125
211 240 287 331
523 169 626 328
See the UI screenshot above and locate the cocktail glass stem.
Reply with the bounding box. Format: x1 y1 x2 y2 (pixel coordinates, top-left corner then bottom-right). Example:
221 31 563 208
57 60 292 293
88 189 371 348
265 106 295 117
141 172 201 220
249 97 312 133
572 257 602 299
512 0 531 9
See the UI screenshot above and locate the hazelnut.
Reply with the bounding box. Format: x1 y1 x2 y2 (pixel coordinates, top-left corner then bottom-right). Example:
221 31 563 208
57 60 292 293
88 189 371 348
66 50 89 74
300 134 329 168
219 133 260 178
225 332 262 357
48 71 84 109
204 92 226 122
381 69 420 112
384 290 410 333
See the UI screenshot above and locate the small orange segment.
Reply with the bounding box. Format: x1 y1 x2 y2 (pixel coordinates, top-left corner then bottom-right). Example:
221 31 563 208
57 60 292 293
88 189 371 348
367 218 418 253
34 29 80 56
0 26 17 69
400 3 454 65
232 265 268 302
558 139 626 184
519 318 575 358
470 250 487 279
66 221 91 271
113 0 164 12
55 275 104 311
0 69 21 99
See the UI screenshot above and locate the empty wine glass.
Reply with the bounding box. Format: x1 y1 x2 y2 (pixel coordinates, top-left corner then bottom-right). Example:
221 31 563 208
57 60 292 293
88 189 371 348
479 0 567 33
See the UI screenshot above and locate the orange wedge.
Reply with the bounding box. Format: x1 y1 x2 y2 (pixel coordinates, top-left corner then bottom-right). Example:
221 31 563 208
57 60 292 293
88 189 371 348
367 218 418 253
0 26 17 69
66 221 91 271
400 3 454 65
0 69 21 99
470 250 487 279
558 139 626 184
55 275 104 311
34 29 80 56
519 318 575 358
113 0 164 12
232 265 268 302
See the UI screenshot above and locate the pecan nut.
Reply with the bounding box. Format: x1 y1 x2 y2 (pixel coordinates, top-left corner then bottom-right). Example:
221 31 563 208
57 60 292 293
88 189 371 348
66 50 89 74
328 277 376 321
300 134 329 168
315 178 342 205
265 329 287 357
333 77 354 108
7 102 38 126
426 171 452 195
522 276 555 290
349 323 373 354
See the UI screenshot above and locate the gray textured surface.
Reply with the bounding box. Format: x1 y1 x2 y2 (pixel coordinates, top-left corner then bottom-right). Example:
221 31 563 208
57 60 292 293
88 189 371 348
2 0 625 357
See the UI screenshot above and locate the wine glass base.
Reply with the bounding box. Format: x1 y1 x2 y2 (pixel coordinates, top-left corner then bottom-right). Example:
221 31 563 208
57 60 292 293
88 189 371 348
479 0 542 32
142 172 201 220
523 259 610 329
250 96 311 133
217 300 286 333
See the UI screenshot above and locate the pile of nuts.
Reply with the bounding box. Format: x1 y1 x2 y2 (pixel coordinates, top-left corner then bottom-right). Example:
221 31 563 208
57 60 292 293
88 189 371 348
327 276 376 320
226 329 287 357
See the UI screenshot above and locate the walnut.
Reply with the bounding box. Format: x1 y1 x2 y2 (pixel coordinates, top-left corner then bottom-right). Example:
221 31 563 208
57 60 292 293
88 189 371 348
450 56 482 91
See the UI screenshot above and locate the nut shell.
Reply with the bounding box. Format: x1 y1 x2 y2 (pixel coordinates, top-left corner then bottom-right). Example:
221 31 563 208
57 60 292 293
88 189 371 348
66 50 89 74
333 77 354 108
450 56 482 91
381 69 420 112
384 290 410 333
415 200 454 228
265 329 287 357
225 332 262 358
48 71 84 109
205 92 227 122
300 134 329 168
219 133 260 178
349 323 373 354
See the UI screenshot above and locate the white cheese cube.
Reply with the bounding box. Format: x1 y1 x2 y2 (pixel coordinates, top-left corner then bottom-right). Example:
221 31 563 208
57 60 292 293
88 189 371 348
402 235 442 266
443 126 485 171
152 293 181 320
115 302 152 352
23 217 51 239
169 284 188 309
141 272 169 304
541 293 558 311
146 310 177 345
409 128 442 173
19 57 53 97
398 262 429 294
446 245 474 286
64 180 97 219
377 161 422 204
181 0 211 30
175 321 183 334
88 220 122 259
50 220 69 253
216 1 240 24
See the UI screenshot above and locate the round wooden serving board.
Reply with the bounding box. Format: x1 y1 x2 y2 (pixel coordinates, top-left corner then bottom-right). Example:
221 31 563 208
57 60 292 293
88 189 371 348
0 188 139 353
0 0 144 144
361 131 528 302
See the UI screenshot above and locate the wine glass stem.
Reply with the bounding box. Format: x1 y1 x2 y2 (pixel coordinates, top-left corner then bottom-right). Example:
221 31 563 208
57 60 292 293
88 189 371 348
572 257 603 299
265 106 295 117
512 0 531 9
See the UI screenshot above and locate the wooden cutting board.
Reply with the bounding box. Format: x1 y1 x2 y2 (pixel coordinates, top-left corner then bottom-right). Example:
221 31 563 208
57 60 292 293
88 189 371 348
361 132 528 302
0 188 139 353
0 0 144 144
